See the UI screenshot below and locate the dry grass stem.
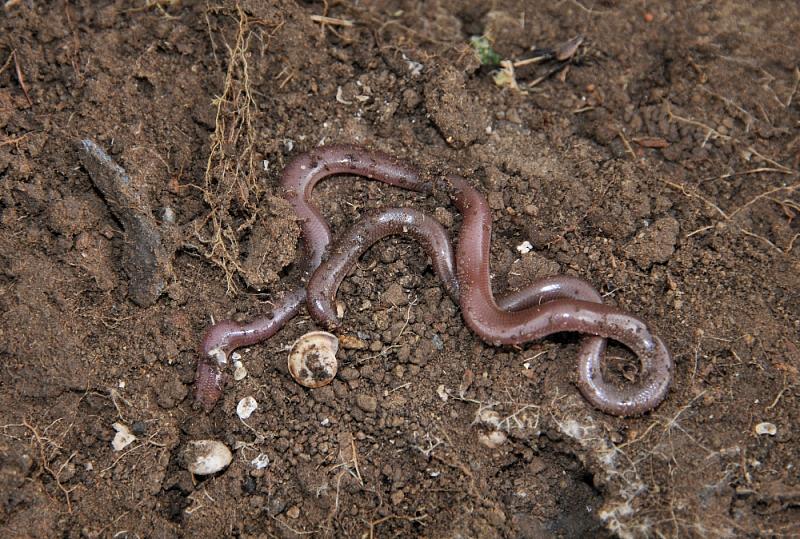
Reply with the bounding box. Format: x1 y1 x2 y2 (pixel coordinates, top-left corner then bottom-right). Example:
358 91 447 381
195 3 283 293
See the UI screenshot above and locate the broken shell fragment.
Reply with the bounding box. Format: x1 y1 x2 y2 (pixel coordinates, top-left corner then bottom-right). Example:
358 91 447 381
111 422 136 452
479 430 508 449
251 453 270 469
182 440 233 475
233 360 248 381
237 396 258 419
288 331 339 388
755 422 777 436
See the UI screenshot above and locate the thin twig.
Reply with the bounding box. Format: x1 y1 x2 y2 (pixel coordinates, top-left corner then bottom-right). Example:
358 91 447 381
12 50 33 106
617 130 637 160
310 14 353 27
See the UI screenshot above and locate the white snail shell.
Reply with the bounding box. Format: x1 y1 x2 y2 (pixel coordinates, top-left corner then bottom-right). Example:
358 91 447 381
182 440 233 475
287 331 339 388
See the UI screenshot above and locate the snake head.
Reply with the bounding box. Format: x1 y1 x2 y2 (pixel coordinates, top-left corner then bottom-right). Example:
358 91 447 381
194 359 226 412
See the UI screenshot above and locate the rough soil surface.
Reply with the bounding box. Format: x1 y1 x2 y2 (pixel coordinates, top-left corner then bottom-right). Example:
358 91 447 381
1 1 799 538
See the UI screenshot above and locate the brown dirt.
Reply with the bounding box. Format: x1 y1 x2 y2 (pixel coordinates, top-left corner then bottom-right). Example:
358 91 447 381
1 1 799 537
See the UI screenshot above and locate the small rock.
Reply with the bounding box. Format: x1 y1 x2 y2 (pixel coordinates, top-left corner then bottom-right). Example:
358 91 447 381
111 423 136 451
436 385 449 402
755 422 777 436
237 396 258 419
243 475 257 494
355 394 378 413
182 440 232 475
516 240 533 255
267 497 287 517
286 506 300 519
339 334 367 350
393 364 405 379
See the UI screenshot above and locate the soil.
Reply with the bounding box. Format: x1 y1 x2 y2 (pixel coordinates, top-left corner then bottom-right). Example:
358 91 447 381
1 1 799 538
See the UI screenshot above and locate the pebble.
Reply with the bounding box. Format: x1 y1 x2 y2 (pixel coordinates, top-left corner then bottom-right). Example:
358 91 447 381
339 334 367 350
393 364 405 379
356 394 378 413
182 440 233 475
237 396 258 419
286 506 300 519
243 476 257 494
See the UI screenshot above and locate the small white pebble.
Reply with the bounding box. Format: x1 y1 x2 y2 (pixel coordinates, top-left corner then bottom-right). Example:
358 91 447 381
436 384 449 402
755 422 777 436
262 160 269 171
118 380 125 388
516 241 533 254
111 423 136 451
231 352 241 361
321 418 330 426
237 396 258 419
251 453 270 469
429 470 440 478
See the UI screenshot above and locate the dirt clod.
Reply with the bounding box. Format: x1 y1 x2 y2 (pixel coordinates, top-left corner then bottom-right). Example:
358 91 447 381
623 216 680 269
